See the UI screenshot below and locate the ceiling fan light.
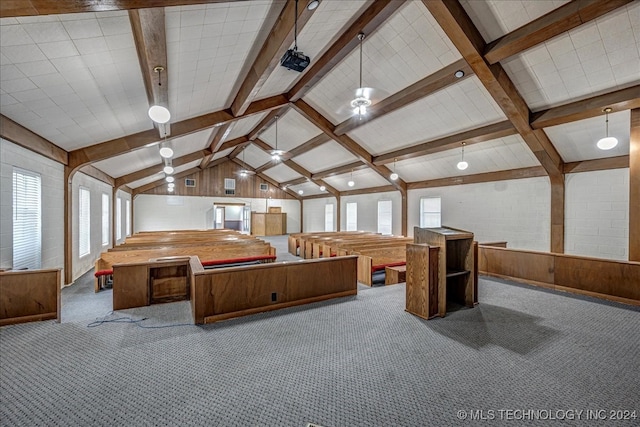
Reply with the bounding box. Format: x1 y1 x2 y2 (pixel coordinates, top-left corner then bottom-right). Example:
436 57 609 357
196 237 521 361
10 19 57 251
347 180 355 187
390 172 399 181
165 176 175 183
240 170 247 177
159 145 173 159
597 136 618 150
148 105 171 124
163 165 174 174
457 160 468 170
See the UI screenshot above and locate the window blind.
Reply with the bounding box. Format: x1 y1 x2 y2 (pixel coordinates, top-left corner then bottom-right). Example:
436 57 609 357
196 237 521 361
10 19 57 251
79 187 91 257
102 193 109 245
12 168 41 269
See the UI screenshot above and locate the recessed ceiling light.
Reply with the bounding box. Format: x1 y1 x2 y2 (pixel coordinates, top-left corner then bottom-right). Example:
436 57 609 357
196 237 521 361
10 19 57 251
298 189 304 195
454 70 465 78
307 0 319 10
319 185 326 191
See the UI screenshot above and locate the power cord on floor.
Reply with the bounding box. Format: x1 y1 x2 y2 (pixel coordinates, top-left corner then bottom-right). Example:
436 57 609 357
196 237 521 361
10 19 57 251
87 312 194 329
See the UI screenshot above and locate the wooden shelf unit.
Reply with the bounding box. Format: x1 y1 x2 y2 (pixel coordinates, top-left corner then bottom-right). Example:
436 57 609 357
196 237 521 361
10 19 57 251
408 226 476 318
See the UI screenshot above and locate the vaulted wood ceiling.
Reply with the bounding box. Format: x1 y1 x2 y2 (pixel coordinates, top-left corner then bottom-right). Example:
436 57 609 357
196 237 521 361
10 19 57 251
1 0 638 200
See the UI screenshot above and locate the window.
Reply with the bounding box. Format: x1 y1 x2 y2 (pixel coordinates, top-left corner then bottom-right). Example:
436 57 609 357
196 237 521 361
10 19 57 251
420 197 441 228
101 193 109 246
324 204 333 232
346 202 357 231
79 187 91 257
125 199 131 236
116 197 122 241
377 200 392 235
224 178 235 195
12 168 41 269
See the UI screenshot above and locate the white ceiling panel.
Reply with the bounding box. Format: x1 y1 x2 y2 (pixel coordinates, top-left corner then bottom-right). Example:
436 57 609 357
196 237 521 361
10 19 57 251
303 1 463 124
0 11 151 150
262 162 302 183
165 1 273 121
212 147 233 161
545 110 630 162
242 142 273 168
502 3 639 111
395 135 541 182
225 112 267 140
169 127 214 155
323 167 390 192
289 180 325 197
259 108 322 151
349 76 506 155
461 0 570 43
293 140 358 173
256 0 371 99
128 171 165 189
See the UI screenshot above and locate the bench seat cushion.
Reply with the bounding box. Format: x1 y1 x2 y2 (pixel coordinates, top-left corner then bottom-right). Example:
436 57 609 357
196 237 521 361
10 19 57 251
371 261 406 273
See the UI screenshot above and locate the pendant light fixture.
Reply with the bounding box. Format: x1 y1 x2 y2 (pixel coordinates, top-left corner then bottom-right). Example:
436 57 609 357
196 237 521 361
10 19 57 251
319 185 326 191
148 66 171 124
457 142 468 170
268 115 287 161
597 108 618 150
163 158 174 175
350 33 371 120
347 169 355 187
165 175 175 183
390 158 399 181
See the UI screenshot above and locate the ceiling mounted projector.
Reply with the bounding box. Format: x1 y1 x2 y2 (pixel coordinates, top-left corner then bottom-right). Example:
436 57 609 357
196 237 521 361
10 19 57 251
280 49 310 72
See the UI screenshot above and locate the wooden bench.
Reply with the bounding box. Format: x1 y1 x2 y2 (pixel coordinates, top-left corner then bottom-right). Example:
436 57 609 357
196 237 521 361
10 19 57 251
0 269 61 326
353 246 407 286
288 231 374 257
385 265 406 285
95 243 276 292
191 256 358 324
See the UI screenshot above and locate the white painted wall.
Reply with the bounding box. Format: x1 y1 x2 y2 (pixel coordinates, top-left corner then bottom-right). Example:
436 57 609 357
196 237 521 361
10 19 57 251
114 189 131 245
303 197 337 232
0 139 64 283
565 168 629 260
71 172 114 280
134 195 301 233
408 177 551 251
340 191 403 235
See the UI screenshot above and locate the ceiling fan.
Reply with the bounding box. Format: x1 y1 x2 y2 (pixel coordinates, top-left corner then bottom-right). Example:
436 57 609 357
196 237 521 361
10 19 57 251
267 115 290 161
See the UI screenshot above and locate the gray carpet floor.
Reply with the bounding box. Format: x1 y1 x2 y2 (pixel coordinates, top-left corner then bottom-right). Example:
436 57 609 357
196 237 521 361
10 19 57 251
1 236 639 426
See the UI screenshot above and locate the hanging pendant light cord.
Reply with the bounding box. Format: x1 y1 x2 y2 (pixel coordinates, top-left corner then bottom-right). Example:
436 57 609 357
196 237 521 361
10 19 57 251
359 35 363 90
275 116 279 150
294 0 298 51
605 110 609 137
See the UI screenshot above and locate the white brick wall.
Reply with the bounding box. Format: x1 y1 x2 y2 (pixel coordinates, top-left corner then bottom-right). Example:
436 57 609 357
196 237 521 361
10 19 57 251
340 191 403 235
302 197 336 232
565 168 629 260
0 139 64 283
408 177 551 251
134 195 301 233
71 172 115 280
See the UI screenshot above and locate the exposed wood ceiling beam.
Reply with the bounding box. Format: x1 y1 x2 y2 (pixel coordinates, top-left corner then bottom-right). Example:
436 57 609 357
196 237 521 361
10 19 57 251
230 1 315 116
283 159 340 197
247 105 290 141
424 0 563 178
217 136 250 153
286 134 332 158
0 1 246 18
133 166 200 197
287 0 405 102
292 99 407 194
228 140 252 160
67 95 287 172
334 59 473 135
312 161 368 180
341 185 397 197
281 176 309 187
563 155 629 174
531 85 640 129
253 160 276 175
129 8 170 137
115 150 207 188
206 156 229 170
0 115 68 165
200 123 233 168
407 166 547 190
484 0 634 65
79 165 114 186
255 171 301 200
374 121 517 165
251 138 274 153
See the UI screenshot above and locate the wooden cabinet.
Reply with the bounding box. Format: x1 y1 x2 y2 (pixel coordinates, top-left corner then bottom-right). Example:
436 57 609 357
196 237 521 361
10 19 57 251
251 212 286 236
408 226 476 318
405 244 440 319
